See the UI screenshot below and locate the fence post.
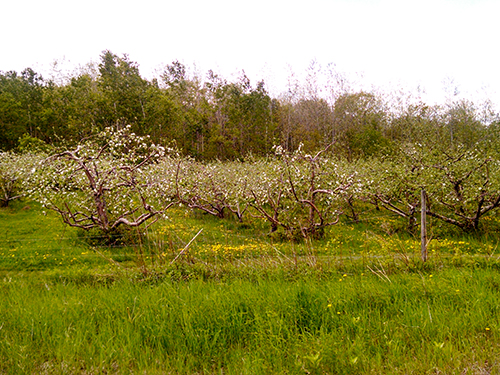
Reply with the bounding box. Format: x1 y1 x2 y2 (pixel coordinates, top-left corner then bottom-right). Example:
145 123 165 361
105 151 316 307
421 189 428 262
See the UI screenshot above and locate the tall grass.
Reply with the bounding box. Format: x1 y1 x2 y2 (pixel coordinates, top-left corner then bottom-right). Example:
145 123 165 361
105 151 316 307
1 268 500 374
1 201 500 373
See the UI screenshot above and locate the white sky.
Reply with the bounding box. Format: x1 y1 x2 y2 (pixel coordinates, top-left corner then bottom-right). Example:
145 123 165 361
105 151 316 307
2 0 499 107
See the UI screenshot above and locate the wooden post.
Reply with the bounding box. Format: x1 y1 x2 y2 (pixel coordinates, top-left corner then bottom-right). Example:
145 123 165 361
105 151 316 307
421 189 428 262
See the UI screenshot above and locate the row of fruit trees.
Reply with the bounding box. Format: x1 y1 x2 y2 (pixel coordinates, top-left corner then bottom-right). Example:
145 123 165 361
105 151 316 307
2 126 500 239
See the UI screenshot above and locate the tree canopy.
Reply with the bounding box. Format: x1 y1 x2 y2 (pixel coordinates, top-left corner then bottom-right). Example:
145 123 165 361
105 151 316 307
1 51 498 160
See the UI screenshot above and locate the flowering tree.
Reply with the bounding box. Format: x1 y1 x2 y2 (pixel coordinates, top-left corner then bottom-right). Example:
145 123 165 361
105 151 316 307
365 142 500 232
0 151 43 207
423 145 500 231
249 143 353 239
359 155 424 231
171 157 249 221
29 126 171 235
246 157 286 233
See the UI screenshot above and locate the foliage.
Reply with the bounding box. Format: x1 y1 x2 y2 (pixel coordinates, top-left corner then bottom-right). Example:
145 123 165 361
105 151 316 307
2 52 498 163
96 51 151 132
16 133 52 153
332 91 390 160
0 69 47 149
203 71 276 159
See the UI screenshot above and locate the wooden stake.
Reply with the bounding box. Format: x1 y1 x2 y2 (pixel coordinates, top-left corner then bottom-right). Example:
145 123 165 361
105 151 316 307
421 189 428 262
171 228 203 264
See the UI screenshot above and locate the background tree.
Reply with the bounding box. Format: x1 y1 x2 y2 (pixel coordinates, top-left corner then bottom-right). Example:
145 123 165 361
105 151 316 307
204 71 274 159
388 102 442 145
46 71 106 142
0 69 48 149
443 99 485 148
97 51 149 131
286 98 333 152
159 60 209 157
332 91 391 160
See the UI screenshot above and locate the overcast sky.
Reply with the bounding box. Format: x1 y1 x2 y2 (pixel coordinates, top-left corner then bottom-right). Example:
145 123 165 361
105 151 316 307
2 0 499 106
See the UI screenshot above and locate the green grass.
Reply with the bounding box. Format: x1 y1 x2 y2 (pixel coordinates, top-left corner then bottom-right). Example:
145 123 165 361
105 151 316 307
2 267 500 374
2 200 500 374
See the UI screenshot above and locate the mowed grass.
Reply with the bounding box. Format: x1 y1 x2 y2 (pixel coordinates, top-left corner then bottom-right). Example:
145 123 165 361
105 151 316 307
1 201 500 374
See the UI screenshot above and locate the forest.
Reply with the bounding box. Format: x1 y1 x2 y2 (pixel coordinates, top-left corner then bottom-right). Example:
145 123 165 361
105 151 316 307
2 50 499 160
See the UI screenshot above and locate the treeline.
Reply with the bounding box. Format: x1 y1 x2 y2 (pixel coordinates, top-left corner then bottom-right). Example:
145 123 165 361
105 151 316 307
1 51 499 159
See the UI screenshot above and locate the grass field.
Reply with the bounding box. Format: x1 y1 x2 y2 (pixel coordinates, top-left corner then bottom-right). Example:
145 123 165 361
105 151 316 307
1 200 500 374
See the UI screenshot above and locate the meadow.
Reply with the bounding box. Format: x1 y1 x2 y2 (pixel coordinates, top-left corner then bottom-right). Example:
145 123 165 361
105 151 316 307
1 199 500 375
